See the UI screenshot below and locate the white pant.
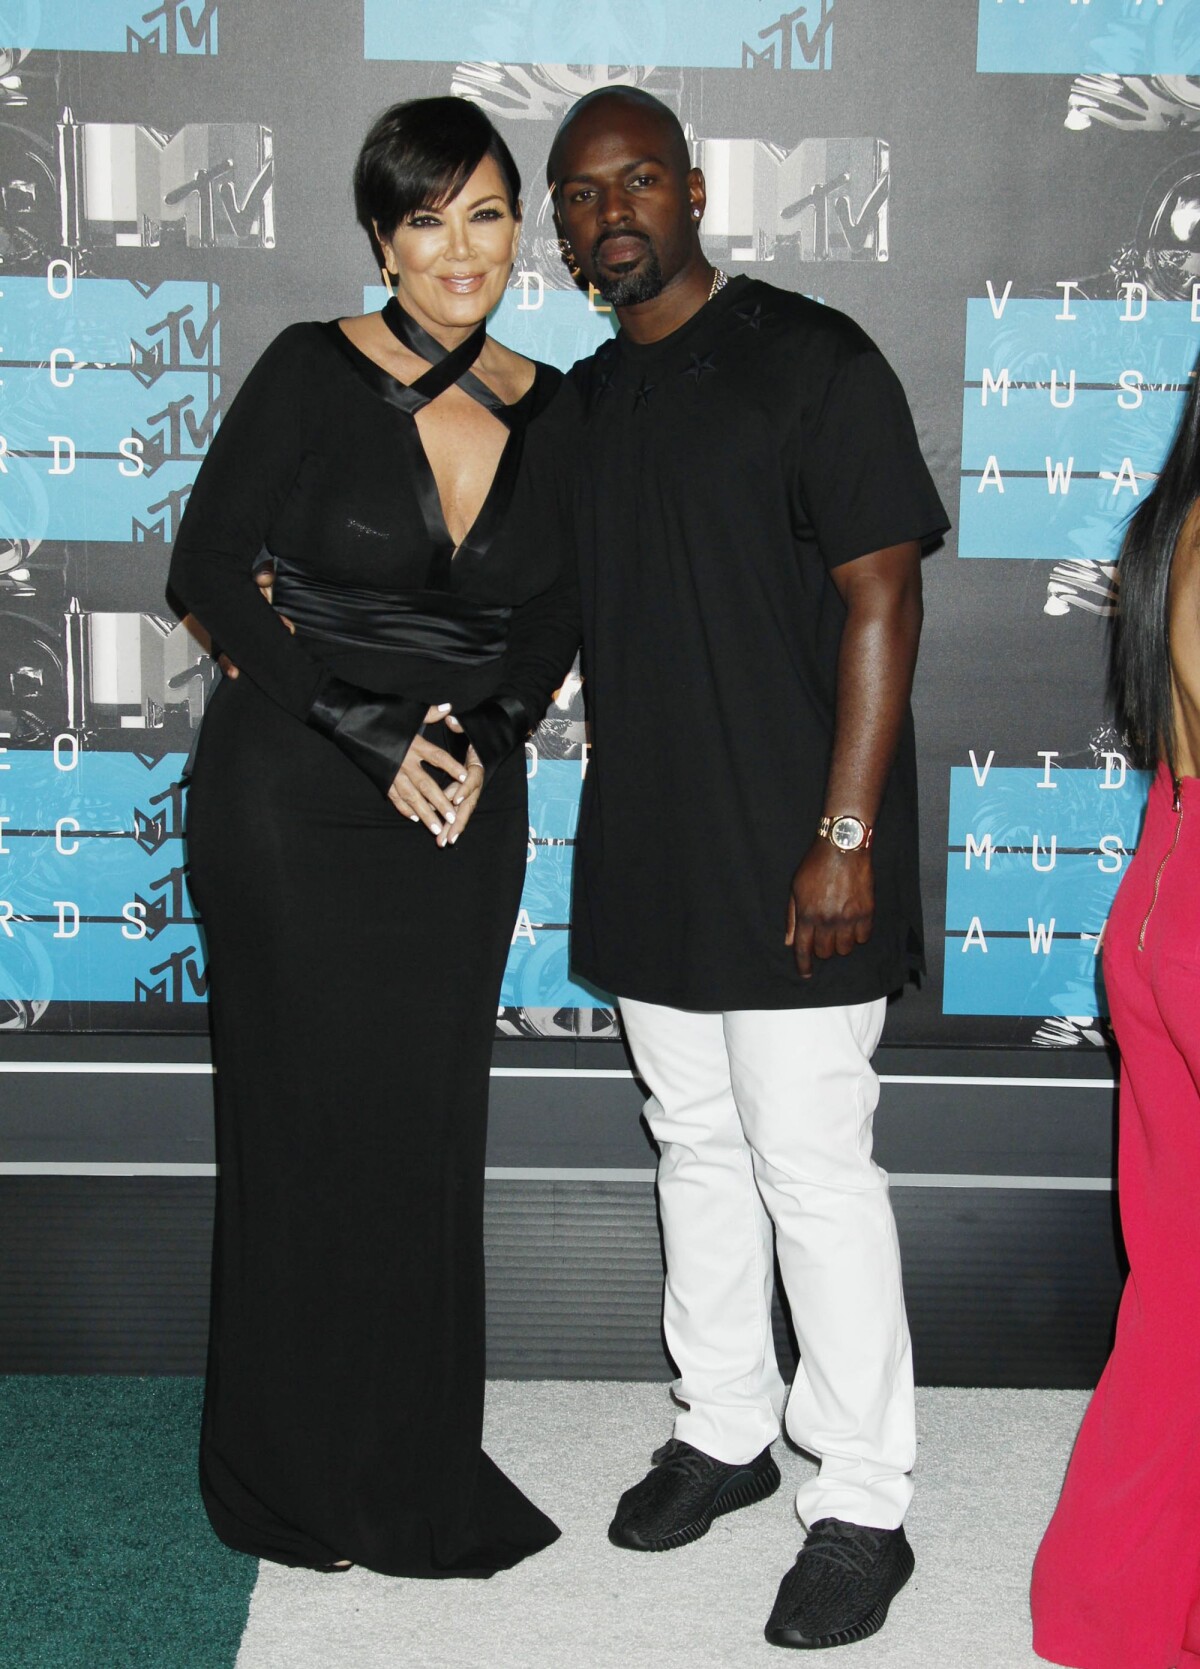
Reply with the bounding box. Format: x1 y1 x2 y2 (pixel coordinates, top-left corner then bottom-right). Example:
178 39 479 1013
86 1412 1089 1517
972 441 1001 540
619 996 915 1531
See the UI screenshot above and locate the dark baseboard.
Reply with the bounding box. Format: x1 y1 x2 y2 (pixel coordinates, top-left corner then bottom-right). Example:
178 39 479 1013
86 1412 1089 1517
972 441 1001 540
0 1176 1120 1386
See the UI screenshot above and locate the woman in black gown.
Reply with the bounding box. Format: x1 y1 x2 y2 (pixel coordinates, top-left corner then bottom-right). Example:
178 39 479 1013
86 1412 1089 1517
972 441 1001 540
169 98 577 1577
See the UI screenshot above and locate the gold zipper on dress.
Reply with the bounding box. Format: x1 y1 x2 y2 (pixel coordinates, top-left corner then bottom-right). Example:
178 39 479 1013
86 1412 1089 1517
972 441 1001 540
1137 775 1184 952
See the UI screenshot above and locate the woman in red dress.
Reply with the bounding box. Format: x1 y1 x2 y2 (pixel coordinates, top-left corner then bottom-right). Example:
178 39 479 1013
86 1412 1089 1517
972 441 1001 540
1031 363 1200 1669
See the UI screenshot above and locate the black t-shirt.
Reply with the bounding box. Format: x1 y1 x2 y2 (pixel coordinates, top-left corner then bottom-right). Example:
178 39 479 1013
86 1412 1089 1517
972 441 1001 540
560 276 949 1010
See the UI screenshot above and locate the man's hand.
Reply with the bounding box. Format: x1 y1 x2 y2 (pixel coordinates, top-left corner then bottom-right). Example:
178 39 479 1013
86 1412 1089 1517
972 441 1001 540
785 840 874 979
216 567 282 677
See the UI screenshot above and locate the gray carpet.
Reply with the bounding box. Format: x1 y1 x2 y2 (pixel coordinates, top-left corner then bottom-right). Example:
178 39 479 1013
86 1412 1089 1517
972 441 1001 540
235 1384 1088 1669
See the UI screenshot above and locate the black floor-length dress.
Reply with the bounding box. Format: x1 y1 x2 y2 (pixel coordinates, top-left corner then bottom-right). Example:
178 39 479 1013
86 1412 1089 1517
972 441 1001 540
168 302 577 1577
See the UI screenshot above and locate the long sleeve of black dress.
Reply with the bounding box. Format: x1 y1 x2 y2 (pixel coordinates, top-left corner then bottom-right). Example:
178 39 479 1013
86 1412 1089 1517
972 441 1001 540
169 326 429 793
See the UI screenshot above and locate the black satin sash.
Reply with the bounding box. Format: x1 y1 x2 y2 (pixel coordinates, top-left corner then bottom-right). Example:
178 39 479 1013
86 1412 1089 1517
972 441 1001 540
273 557 510 665
323 299 536 593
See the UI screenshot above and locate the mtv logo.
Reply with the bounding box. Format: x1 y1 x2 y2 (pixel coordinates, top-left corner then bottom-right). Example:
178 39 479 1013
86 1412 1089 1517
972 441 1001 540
779 139 890 261
69 121 273 248
140 944 208 1002
134 975 171 1004
126 1 217 55
134 393 221 468
85 613 211 730
742 1 834 71
697 136 889 262
133 486 193 543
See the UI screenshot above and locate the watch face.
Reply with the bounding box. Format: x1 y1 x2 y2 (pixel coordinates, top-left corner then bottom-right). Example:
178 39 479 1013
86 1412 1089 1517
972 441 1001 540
831 816 866 851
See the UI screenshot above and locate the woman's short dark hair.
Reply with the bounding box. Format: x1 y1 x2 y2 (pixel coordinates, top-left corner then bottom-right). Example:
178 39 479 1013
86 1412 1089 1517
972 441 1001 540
353 96 521 263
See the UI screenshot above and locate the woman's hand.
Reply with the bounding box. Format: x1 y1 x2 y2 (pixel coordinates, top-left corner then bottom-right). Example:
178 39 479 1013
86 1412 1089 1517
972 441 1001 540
441 743 485 846
435 713 485 846
388 707 471 839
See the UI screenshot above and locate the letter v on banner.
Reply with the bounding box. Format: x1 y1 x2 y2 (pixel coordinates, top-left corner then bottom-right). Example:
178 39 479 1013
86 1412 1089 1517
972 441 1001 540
986 280 1013 320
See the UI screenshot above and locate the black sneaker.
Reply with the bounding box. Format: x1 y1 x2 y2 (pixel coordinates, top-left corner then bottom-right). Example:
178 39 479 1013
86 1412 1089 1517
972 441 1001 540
764 1518 914 1649
608 1437 781 1552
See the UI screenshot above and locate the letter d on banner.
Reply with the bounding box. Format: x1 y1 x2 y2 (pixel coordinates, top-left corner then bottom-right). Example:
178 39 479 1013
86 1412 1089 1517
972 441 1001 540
54 901 80 939
49 436 76 475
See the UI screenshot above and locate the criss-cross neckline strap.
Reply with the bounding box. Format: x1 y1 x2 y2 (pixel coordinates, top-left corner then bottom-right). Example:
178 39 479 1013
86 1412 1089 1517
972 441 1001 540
318 313 541 593
380 298 512 425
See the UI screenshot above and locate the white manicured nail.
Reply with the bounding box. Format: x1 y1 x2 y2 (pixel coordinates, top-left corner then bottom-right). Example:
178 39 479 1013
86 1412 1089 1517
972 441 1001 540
437 703 451 711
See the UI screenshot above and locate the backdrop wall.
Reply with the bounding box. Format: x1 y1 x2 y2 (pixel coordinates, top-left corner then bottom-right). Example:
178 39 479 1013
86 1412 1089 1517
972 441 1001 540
1 0 1197 1381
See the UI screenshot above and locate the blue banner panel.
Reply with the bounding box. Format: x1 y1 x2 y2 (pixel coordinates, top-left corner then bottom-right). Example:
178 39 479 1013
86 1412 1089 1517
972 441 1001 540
0 751 605 1011
364 285 615 372
943 762 1152 1016
958 297 1198 559
0 751 203 1005
364 0 833 69
501 757 606 1010
0 278 220 545
0 0 218 52
976 0 1200 75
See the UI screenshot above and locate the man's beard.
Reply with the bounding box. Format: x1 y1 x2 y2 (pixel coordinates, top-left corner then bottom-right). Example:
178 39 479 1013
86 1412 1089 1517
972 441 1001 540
592 241 665 307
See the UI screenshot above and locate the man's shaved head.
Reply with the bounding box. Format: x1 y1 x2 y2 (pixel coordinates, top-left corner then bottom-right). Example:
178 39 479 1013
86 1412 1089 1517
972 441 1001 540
548 82 708 322
547 87 690 189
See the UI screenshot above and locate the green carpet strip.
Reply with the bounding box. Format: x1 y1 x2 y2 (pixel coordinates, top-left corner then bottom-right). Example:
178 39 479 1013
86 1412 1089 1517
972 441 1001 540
0 1377 255 1669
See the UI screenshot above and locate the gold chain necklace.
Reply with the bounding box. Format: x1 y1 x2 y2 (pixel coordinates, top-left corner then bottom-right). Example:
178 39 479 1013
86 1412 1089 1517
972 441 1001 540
707 267 727 301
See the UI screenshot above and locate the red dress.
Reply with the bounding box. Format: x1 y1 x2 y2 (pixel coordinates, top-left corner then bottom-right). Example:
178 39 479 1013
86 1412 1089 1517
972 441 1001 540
1031 763 1200 1668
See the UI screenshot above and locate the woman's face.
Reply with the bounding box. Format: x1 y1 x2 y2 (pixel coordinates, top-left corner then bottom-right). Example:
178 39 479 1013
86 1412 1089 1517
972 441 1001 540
378 153 521 336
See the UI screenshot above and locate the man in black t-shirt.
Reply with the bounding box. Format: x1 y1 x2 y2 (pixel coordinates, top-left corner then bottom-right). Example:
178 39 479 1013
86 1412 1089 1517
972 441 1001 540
548 90 949 1651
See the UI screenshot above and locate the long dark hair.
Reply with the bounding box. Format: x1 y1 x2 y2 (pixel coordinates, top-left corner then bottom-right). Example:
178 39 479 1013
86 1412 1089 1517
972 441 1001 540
1111 351 1200 774
353 97 521 267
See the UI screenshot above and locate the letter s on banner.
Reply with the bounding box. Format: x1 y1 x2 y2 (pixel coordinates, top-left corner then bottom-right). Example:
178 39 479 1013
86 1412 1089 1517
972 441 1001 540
121 902 148 941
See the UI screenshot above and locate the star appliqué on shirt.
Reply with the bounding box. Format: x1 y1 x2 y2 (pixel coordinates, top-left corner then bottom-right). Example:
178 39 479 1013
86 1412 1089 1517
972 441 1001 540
683 352 716 383
633 375 657 408
734 302 768 331
590 343 618 402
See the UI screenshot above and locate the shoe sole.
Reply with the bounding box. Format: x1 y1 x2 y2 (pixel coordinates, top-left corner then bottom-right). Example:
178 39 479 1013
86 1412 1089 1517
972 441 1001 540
608 1455 782 1552
763 1540 915 1650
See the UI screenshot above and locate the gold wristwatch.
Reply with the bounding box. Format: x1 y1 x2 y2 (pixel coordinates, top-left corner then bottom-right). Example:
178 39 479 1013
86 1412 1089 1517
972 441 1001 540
817 814 874 853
